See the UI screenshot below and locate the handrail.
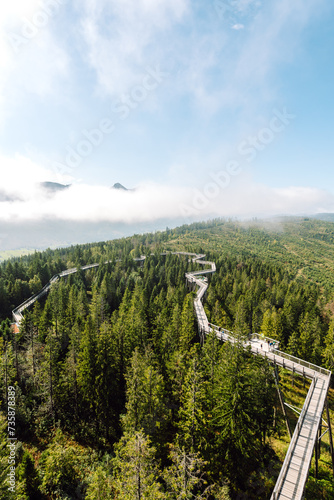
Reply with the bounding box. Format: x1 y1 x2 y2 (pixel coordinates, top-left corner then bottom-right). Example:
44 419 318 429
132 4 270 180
250 332 281 346
271 349 330 377
12 276 57 314
205 329 331 377
12 256 147 324
270 378 316 500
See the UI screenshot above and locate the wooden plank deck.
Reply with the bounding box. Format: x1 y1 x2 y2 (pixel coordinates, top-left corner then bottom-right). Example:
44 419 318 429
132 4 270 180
269 375 330 500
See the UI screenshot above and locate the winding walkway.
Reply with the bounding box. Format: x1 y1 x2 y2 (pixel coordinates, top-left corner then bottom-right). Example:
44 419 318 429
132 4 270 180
11 251 333 499
186 253 332 500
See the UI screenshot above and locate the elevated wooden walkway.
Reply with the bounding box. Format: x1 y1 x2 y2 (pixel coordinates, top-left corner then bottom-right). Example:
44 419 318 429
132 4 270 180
185 253 333 500
12 257 145 325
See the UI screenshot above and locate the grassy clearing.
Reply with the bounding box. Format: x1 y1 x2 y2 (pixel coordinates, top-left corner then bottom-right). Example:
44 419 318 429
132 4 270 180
0 248 35 262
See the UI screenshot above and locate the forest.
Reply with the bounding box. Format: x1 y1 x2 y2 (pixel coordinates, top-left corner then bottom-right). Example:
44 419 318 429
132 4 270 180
1 217 334 499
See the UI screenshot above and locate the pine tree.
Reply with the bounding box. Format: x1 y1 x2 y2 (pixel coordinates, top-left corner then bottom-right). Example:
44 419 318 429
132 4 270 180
86 466 114 499
233 299 249 336
113 288 139 373
298 312 322 363
0 340 16 401
95 320 120 440
260 310 274 338
163 443 212 499
63 325 81 424
0 413 12 498
127 284 150 351
90 279 110 328
122 348 167 439
202 330 222 411
287 330 300 357
212 342 257 471
77 317 99 433
178 353 207 452
271 309 284 345
112 431 165 500
179 294 196 351
248 358 276 446
323 318 334 371
39 330 62 426
211 300 230 329
158 302 182 366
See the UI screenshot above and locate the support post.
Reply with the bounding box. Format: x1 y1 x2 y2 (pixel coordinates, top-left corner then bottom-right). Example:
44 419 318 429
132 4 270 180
303 367 305 388
326 398 334 477
273 365 292 439
318 421 322 460
315 429 319 479
273 405 277 430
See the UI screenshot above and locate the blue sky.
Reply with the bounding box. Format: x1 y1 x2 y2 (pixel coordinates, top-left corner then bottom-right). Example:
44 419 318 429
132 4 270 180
1 0 334 239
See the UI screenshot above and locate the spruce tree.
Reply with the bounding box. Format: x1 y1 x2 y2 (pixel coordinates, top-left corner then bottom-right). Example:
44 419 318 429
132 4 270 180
112 431 165 500
122 348 167 440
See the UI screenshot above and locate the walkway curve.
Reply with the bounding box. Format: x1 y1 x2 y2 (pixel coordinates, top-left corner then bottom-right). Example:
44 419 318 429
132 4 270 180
185 252 332 500
11 251 333 499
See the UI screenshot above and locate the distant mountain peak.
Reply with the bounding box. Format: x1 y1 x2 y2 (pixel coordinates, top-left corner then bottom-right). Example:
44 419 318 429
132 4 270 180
40 182 70 192
112 183 128 190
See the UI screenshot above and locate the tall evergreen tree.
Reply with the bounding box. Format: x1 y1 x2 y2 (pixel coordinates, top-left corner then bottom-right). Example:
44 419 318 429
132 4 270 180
77 317 99 433
112 431 165 500
178 352 207 453
164 443 213 500
179 294 196 351
122 348 167 440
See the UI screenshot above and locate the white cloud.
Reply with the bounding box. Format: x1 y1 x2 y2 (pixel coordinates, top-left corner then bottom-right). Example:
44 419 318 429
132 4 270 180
180 176 334 220
0 0 326 135
0 0 70 126
1 154 51 192
0 154 333 223
78 0 189 96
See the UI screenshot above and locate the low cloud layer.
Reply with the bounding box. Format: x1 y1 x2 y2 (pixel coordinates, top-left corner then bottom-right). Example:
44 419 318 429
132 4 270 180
1 155 334 226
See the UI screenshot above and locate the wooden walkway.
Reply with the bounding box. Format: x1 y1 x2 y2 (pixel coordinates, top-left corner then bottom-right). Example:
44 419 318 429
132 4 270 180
12 258 145 325
11 251 333 499
185 253 332 500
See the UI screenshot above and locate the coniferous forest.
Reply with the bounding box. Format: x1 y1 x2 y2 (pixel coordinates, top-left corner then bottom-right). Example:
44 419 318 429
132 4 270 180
1 217 334 499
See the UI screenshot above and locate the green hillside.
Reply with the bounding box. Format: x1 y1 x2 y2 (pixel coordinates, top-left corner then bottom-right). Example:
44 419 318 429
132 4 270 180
166 217 334 292
0 249 36 263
